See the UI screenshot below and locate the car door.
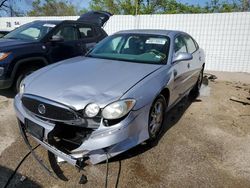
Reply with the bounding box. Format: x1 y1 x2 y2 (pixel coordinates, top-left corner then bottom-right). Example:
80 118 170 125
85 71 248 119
77 23 98 53
171 34 192 102
45 23 83 63
183 35 201 88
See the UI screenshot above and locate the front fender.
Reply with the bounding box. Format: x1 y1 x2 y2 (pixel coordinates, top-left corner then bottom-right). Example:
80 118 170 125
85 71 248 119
10 56 49 79
121 66 172 110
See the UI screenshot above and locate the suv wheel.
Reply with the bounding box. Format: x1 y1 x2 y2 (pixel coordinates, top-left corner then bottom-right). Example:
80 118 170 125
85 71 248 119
14 66 39 93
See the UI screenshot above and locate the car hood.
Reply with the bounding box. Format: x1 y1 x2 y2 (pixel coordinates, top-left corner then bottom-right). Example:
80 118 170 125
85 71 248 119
24 57 162 110
0 38 31 50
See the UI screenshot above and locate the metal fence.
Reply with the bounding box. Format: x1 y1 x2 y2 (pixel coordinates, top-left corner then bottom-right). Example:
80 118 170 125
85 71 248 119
0 12 249 73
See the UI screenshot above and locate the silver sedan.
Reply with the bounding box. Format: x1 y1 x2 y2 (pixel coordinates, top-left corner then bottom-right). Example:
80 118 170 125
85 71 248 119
14 29 205 169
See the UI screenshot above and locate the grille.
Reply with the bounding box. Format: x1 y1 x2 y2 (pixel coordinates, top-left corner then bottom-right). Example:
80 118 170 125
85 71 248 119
22 95 78 121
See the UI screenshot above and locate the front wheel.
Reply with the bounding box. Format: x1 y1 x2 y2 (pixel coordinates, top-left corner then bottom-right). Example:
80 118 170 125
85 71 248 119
14 66 39 93
148 95 167 141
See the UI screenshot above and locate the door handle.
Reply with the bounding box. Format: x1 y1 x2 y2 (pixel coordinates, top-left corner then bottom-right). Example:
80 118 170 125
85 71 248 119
199 56 202 61
187 63 190 69
173 70 177 77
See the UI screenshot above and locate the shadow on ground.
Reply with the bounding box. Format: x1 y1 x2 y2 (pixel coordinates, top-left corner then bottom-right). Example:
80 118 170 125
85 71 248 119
0 89 16 99
0 165 41 188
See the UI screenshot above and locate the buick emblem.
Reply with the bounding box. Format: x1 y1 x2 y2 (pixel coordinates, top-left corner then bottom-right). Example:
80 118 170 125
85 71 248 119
38 104 46 115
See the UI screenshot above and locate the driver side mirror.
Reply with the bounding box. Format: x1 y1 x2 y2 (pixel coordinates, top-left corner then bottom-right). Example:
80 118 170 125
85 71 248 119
172 52 193 63
50 35 64 43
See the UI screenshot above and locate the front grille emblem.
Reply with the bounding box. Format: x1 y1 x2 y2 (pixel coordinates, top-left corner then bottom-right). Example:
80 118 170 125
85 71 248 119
38 104 46 115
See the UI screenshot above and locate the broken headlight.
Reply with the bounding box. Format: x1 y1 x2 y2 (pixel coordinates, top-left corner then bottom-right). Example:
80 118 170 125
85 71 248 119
102 99 136 120
85 103 100 118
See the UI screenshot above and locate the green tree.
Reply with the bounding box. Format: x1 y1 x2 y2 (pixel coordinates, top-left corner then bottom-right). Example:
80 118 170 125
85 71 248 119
0 0 24 16
28 0 77 16
88 0 249 14
89 0 120 14
89 0 206 15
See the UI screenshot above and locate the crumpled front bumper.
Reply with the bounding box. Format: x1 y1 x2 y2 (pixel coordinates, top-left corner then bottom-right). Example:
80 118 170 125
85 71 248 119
14 94 150 166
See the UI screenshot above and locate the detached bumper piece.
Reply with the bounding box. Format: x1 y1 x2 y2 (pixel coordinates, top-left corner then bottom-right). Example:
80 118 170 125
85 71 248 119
18 120 88 180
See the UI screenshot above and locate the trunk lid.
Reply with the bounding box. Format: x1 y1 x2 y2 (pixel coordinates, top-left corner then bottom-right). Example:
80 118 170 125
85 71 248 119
77 11 112 27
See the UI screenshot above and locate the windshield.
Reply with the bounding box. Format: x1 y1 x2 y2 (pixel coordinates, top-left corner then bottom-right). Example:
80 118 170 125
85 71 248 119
88 34 170 64
4 22 56 41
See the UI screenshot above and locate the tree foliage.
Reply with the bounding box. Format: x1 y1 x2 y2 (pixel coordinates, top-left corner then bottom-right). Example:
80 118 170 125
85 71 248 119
0 0 24 16
89 0 250 15
28 0 78 16
2 0 249 17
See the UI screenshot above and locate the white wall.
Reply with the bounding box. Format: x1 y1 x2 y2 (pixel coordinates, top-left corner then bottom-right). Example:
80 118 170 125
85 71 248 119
0 12 249 73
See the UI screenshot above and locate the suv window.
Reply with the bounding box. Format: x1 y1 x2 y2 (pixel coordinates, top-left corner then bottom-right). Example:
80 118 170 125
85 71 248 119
78 25 95 38
183 35 197 53
174 35 187 53
54 25 78 41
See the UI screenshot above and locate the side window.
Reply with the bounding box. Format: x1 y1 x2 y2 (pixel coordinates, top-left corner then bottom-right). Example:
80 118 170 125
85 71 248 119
111 36 122 50
78 25 95 38
100 36 122 53
183 35 197 53
54 25 78 41
174 35 187 54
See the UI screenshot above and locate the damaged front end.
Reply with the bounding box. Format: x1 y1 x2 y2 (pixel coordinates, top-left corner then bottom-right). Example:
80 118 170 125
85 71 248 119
14 93 150 175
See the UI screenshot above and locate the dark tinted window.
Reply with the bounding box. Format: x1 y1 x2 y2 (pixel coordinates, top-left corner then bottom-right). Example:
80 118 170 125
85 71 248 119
54 25 78 41
174 35 187 53
78 25 95 38
184 35 197 53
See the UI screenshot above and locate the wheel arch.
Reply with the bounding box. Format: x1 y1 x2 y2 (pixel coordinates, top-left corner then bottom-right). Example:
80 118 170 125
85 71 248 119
159 87 170 106
11 57 49 80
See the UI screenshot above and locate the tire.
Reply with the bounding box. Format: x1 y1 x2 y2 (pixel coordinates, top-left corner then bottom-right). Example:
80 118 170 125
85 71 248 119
148 94 167 141
14 66 39 93
189 68 204 100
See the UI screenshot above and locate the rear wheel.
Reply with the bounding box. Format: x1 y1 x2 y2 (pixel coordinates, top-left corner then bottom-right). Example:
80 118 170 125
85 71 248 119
189 68 203 99
14 66 40 93
148 95 166 141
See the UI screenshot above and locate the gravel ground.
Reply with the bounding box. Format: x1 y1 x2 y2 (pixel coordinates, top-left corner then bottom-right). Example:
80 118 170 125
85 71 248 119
0 72 250 188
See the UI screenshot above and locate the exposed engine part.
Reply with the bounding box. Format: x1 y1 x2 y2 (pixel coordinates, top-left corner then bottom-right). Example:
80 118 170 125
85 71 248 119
47 123 93 153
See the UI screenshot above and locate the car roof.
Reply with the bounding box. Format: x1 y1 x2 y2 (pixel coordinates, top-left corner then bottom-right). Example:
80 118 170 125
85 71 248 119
33 20 63 25
33 20 99 27
115 29 185 37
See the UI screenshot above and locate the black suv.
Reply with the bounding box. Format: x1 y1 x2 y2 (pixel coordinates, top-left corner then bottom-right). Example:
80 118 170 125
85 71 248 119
0 11 111 92
0 31 9 38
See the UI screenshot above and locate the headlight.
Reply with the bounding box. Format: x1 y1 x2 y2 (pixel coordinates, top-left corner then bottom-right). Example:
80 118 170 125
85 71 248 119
102 99 136 120
19 83 25 95
85 103 100 118
0 52 10 61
